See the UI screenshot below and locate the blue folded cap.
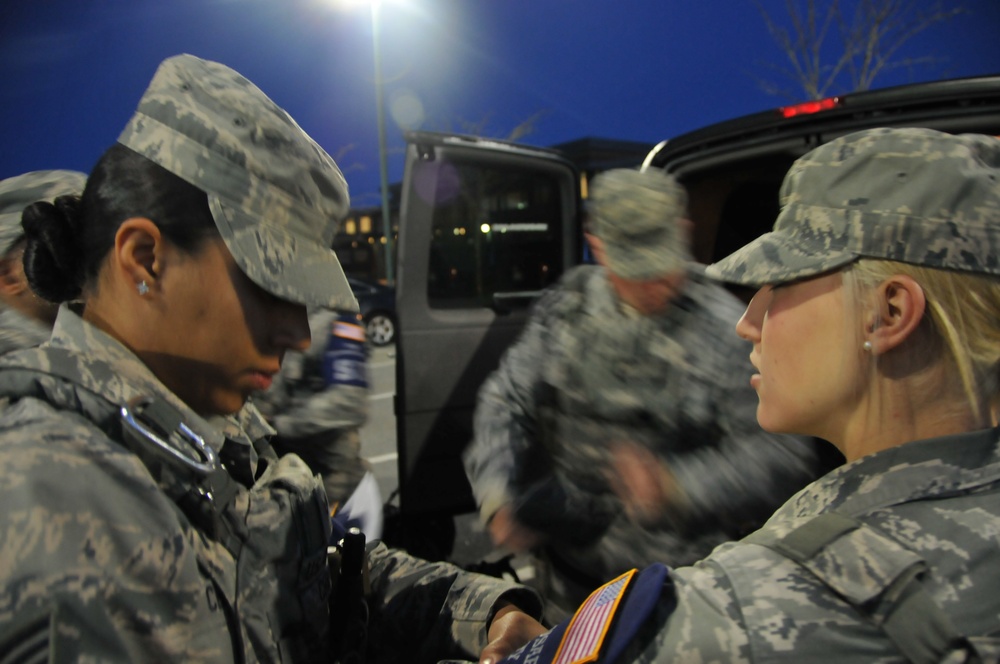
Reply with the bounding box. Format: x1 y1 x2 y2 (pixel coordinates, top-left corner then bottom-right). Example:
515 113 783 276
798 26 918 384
501 563 673 664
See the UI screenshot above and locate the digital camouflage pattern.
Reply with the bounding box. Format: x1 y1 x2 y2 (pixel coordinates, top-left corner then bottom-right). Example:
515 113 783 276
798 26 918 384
117 54 358 312
0 306 50 355
254 308 372 506
465 265 821 618
0 306 253 661
0 170 87 256
707 128 1000 287
618 427 1000 662
0 305 542 662
587 169 691 280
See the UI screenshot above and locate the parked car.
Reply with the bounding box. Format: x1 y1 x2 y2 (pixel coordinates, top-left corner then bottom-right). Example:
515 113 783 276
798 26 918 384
347 277 397 346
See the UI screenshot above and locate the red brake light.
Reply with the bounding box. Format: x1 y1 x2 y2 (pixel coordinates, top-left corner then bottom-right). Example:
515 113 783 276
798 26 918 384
779 97 840 118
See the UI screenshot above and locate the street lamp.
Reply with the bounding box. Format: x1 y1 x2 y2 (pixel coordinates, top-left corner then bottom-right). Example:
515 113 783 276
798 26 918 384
370 0 394 285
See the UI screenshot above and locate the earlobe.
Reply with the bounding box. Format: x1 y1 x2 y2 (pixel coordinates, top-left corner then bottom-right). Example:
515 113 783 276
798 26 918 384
867 276 926 354
114 218 163 292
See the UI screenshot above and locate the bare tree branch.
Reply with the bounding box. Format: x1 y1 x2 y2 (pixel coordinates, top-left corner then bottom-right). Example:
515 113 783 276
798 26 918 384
755 0 966 100
504 110 549 143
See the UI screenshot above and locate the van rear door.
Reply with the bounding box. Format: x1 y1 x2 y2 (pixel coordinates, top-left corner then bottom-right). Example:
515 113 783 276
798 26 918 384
394 131 581 524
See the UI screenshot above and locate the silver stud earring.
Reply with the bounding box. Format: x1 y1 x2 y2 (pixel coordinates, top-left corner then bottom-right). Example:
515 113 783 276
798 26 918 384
137 280 149 296
862 340 873 352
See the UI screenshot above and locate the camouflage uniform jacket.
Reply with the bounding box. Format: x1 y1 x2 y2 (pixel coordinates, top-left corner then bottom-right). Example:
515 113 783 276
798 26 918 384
0 302 50 355
253 308 370 505
465 265 820 582
0 306 541 662
633 427 1000 662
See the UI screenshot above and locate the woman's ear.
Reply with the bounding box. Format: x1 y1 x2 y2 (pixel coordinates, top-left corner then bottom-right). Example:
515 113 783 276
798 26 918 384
113 217 162 291
867 275 926 355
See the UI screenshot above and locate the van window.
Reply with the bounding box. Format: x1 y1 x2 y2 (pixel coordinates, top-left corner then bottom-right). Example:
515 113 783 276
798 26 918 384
426 160 564 309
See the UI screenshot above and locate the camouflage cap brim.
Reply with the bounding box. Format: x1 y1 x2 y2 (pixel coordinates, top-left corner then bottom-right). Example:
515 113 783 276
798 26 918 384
118 54 356 311
706 202 861 287
210 197 358 311
706 200 1000 287
708 128 1000 287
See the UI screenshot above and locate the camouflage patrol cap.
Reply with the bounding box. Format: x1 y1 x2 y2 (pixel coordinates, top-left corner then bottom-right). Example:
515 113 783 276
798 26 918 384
0 170 86 257
587 168 691 279
117 54 358 312
707 127 1000 287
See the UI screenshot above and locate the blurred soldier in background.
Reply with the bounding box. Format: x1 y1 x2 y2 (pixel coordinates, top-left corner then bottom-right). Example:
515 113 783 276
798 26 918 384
464 168 828 622
0 170 86 354
255 307 384 538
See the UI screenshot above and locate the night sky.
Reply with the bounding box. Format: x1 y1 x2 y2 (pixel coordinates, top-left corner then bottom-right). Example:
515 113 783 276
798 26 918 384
2 0 999 208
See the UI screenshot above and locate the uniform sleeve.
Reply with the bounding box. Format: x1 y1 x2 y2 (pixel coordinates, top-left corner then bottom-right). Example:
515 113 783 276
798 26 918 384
463 287 562 523
365 541 543 662
629 558 752 663
635 533 905 662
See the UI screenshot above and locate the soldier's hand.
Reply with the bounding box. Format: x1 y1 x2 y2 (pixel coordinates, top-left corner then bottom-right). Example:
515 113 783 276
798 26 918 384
487 505 542 552
479 603 547 664
607 440 675 524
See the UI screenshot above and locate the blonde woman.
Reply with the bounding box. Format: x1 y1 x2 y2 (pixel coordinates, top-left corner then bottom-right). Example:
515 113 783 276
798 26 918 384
500 128 1000 664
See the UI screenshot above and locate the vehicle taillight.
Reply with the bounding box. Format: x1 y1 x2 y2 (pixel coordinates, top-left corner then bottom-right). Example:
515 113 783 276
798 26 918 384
779 97 840 118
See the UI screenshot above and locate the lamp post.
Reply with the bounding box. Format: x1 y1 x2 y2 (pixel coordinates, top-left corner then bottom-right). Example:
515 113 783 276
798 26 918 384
371 0 394 285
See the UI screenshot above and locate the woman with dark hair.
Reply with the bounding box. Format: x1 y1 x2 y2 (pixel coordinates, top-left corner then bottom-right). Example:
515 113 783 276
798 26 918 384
0 54 543 663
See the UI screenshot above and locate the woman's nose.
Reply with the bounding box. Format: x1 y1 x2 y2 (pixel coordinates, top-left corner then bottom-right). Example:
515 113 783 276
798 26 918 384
736 286 770 342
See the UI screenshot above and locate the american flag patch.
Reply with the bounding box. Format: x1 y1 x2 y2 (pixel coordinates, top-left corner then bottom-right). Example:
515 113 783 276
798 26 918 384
333 320 366 343
552 569 635 664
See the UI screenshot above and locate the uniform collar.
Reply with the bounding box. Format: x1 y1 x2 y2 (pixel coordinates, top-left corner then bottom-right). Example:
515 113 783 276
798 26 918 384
775 427 1000 520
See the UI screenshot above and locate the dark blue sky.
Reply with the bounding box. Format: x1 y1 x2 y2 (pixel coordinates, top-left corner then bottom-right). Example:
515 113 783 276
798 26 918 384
3 0 999 207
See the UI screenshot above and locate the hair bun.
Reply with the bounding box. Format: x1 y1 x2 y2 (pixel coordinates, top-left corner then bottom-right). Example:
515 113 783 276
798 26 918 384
22 196 85 302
